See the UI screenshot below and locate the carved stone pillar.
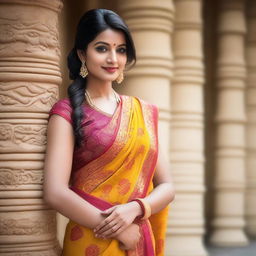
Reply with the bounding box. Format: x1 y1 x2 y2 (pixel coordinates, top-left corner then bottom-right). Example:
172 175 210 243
171 0 207 255
245 0 256 238
0 1 62 255
210 0 248 246
117 0 174 255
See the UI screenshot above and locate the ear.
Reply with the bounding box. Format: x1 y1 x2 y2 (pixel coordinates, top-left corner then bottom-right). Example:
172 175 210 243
77 50 85 62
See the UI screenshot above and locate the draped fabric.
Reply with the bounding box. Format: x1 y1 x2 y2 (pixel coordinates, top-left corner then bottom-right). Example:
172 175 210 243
48 95 168 256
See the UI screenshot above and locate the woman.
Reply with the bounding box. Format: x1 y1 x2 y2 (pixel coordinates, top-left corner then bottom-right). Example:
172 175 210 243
43 8 175 256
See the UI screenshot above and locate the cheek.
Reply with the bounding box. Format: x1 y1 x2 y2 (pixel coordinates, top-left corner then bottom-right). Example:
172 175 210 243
119 56 127 68
87 53 101 65
86 48 104 61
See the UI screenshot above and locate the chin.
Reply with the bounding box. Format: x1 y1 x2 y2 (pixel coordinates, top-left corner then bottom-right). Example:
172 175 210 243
104 75 118 82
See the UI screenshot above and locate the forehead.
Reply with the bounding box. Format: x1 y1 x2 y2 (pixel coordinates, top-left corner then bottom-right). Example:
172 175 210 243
92 29 126 45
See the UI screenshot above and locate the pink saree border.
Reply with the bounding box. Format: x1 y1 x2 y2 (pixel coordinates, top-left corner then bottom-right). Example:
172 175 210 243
141 221 155 256
70 186 113 211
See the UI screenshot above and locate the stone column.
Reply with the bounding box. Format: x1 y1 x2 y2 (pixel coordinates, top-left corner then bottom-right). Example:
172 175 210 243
117 0 173 255
0 1 62 255
210 0 248 246
171 0 207 255
245 0 256 238
117 0 173 152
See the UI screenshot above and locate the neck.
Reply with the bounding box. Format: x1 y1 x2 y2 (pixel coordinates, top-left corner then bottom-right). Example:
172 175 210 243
86 76 113 99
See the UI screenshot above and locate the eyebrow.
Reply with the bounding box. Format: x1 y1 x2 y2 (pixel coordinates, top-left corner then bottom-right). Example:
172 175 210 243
94 41 126 47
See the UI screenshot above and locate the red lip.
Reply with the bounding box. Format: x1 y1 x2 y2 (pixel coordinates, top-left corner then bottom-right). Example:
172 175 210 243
102 67 118 73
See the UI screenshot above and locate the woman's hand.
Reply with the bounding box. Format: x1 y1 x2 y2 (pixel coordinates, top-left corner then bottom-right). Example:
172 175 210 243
94 202 142 239
116 223 141 250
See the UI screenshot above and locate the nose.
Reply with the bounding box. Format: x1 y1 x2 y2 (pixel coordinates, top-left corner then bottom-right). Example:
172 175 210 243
107 50 117 64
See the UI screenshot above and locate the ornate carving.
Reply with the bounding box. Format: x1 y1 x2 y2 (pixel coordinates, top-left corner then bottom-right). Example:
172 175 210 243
14 125 46 145
0 216 56 235
0 83 58 110
0 1 62 254
0 124 11 141
0 0 63 13
0 124 47 147
5 244 61 256
0 18 60 56
0 168 43 186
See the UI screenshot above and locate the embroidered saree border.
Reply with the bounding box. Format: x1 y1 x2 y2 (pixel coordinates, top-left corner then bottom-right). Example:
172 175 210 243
70 186 113 211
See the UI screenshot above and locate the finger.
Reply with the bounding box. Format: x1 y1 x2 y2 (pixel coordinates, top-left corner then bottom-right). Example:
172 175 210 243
104 223 129 239
101 224 122 238
93 215 113 232
112 225 126 236
96 221 119 235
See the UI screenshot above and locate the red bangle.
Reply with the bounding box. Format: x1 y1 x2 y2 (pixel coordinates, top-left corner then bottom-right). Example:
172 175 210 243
132 199 145 219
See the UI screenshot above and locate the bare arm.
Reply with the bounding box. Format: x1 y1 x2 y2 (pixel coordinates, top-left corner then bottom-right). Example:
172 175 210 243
143 145 175 214
43 114 105 228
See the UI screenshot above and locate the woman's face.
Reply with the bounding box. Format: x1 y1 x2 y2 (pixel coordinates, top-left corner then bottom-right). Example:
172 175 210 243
82 29 127 82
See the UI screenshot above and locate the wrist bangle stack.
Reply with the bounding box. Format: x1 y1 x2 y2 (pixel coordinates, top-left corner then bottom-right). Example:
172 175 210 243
132 198 151 220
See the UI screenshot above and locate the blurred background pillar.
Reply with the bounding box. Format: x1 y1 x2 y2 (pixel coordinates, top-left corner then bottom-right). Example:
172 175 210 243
171 0 207 255
210 0 248 246
0 0 62 255
245 0 256 239
117 0 174 254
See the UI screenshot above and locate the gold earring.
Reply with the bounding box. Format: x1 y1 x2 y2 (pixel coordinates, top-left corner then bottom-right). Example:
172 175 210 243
80 60 88 78
116 72 124 84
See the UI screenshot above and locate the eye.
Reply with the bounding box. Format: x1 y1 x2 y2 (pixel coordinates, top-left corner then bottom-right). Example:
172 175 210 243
117 47 127 54
95 46 108 52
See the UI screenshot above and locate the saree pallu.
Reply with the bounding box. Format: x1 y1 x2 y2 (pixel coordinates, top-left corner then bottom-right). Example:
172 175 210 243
62 96 168 256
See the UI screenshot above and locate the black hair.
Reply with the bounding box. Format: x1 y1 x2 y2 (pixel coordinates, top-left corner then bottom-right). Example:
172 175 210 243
67 9 136 148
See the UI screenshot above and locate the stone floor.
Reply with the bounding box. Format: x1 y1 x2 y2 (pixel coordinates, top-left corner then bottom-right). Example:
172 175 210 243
207 241 256 256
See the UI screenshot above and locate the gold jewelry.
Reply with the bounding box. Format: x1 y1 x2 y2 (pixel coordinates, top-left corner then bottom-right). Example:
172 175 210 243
113 91 121 103
116 72 124 84
84 90 94 106
80 60 88 78
85 89 120 108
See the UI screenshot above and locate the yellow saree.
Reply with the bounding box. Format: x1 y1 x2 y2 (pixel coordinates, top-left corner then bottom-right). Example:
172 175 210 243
60 95 168 256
